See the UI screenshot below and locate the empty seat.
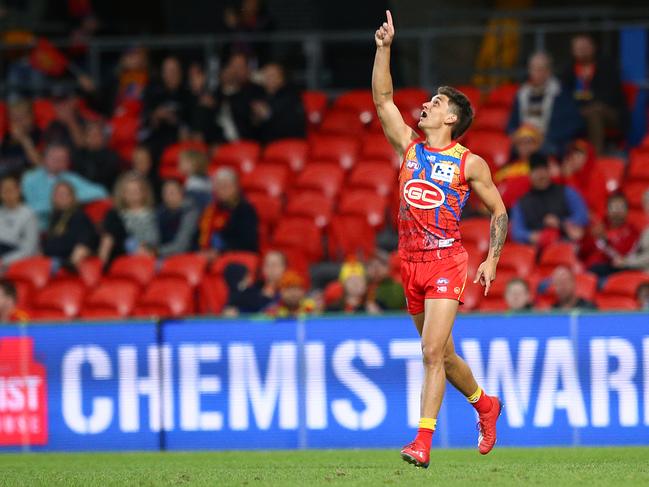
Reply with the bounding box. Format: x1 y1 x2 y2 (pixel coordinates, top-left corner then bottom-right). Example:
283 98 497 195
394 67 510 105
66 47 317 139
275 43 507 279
460 218 491 254
210 251 260 277
360 133 400 166
53 257 103 289
302 90 329 126
484 83 519 108
601 271 649 298
463 130 511 170
133 277 193 317
347 161 397 197
211 140 260 174
272 218 323 262
594 157 625 193
109 115 139 160
623 181 649 209
472 106 510 131
308 135 360 170
628 150 649 180
241 165 288 197
285 191 334 228
5 256 52 290
81 280 140 318
262 138 309 172
454 85 482 109
338 190 387 228
627 209 649 231
595 295 638 311
327 215 375 261
159 253 208 287
83 199 113 226
497 243 536 278
247 193 283 227
295 163 344 199
32 98 57 129
394 88 430 113
31 281 85 319
334 89 375 121
537 242 580 277
319 109 366 137
197 274 229 314
106 255 156 287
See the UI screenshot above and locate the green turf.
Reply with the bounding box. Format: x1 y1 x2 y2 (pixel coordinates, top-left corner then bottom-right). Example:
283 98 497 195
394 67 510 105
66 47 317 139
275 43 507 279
0 447 648 486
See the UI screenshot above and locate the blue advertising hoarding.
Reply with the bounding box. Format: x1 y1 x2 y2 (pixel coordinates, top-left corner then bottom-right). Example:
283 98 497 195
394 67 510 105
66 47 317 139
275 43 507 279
0 312 647 451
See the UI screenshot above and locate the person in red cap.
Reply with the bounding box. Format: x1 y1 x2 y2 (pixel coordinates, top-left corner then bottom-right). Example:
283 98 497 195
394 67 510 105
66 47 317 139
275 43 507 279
265 270 317 318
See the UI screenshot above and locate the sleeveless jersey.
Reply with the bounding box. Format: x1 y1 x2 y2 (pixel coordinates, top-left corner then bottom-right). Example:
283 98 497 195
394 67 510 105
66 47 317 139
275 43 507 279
398 140 471 262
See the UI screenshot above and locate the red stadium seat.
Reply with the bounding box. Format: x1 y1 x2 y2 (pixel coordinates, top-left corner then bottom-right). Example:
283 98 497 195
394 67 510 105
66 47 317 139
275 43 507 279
327 215 375 261
319 109 366 137
6 256 52 290
109 115 139 160
338 190 388 228
368 107 420 133
360 133 400 166
198 275 229 314
262 138 309 172
134 277 193 317
465 242 487 281
623 181 649 209
460 218 491 254
302 90 329 126
211 251 260 277
594 157 625 193
32 98 57 129
394 88 430 115
83 199 113 226
497 243 536 278
461 282 483 311
622 82 639 109
31 281 85 319
595 295 639 311
323 280 344 306
601 271 649 298
309 134 360 170
347 161 397 197
247 193 283 227
484 83 519 108
628 150 649 180
463 130 511 170
295 163 345 199
627 209 649 231
479 270 519 300
285 191 334 228
537 242 580 277
455 85 482 110
241 165 288 197
472 106 510 131
81 280 140 318
334 89 375 122
272 218 323 262
211 140 260 174
159 253 208 287
106 255 156 287
54 257 103 289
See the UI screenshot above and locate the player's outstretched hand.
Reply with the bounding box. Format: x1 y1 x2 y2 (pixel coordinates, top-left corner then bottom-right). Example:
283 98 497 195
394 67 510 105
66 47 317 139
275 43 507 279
474 260 497 296
375 10 395 48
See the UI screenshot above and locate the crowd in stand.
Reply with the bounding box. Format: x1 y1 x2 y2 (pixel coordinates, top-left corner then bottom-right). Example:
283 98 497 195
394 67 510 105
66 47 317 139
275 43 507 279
0 26 649 322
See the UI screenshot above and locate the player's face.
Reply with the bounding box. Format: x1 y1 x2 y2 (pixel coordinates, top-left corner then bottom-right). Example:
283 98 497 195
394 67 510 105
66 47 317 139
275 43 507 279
418 95 456 132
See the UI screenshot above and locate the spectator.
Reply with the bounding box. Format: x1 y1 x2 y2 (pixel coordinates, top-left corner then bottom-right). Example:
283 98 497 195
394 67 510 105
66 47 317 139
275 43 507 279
265 270 317 317
508 52 583 156
178 149 212 209
327 261 380 314
560 139 606 219
365 251 406 310
142 56 192 160
21 143 107 229
43 86 85 148
42 181 98 271
252 63 306 143
72 120 121 192
582 194 639 279
613 226 649 274
186 62 218 143
156 179 199 257
131 144 161 200
198 167 259 258
504 278 533 312
636 282 649 310
0 279 29 323
98 172 159 266
511 153 589 247
551 266 595 310
561 34 628 155
0 176 38 271
0 98 42 174
224 250 288 315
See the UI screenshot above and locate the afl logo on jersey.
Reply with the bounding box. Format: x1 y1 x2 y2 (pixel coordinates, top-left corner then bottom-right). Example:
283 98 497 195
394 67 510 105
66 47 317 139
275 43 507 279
403 179 445 210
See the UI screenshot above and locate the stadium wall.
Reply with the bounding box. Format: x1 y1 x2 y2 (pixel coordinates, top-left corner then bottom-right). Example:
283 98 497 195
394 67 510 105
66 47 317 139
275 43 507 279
0 312 648 452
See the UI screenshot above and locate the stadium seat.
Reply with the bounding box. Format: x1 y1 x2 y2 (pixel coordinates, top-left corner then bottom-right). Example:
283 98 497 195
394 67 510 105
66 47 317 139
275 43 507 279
461 282 483 311
285 191 334 228
309 134 360 170
13 281 32 309
368 108 419 133
262 138 309 172
272 217 323 262
465 242 487 281
302 90 329 126
247 193 283 227
106 255 156 287
327 215 375 261
627 209 649 231
497 243 536 278
197 274 229 314
294 163 345 199
484 83 519 108
211 140 260 174
360 133 400 166
627 150 649 180
479 269 519 300
5 256 52 290
30 281 85 319
159 253 208 287
32 98 57 129
81 280 140 318
211 251 260 277
53 257 104 289
623 181 649 209
241 165 288 197
334 89 375 122
319 109 366 137
460 218 491 254
601 271 649 298
594 157 625 193
83 199 113 226
133 277 193 317
109 114 139 161
472 106 510 131
338 190 388 228
594 295 638 311
347 161 397 197
394 88 430 115
323 280 344 306
537 242 581 277
454 85 482 109
160 141 208 179
463 130 511 170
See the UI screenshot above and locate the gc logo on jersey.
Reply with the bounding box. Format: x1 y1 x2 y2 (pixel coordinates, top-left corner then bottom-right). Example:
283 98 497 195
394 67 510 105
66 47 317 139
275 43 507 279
403 179 445 210
430 162 455 183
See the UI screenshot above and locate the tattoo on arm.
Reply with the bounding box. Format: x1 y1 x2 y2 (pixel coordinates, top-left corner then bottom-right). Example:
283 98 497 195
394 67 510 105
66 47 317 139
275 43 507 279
490 213 508 258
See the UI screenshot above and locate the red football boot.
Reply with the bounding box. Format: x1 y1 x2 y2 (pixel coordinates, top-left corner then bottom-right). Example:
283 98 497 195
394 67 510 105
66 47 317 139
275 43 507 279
477 396 503 455
400 442 430 468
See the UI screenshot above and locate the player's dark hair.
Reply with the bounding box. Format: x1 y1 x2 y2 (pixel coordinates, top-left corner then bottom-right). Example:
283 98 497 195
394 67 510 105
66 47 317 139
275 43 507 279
438 86 474 140
0 279 17 301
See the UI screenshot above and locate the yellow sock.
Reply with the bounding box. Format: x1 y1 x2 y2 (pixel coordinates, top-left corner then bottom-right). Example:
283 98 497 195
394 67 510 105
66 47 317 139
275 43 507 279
418 417 437 430
467 386 483 404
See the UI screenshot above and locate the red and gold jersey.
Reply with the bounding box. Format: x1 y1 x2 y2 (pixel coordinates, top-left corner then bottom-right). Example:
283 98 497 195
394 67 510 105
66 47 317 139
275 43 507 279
398 140 471 262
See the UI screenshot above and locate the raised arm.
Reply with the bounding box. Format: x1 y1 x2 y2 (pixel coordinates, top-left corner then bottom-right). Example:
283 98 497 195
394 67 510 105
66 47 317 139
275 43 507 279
464 154 508 296
372 10 417 157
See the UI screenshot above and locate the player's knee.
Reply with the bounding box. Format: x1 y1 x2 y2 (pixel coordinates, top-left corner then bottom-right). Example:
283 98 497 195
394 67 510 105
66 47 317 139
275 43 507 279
421 342 444 368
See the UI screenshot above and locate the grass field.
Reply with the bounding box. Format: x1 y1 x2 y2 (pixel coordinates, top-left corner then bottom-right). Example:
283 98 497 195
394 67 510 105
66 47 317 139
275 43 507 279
1 447 648 486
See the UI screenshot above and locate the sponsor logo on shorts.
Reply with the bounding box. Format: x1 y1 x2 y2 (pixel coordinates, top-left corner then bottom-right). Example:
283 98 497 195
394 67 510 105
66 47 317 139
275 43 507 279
403 179 445 210
454 287 461 294
436 286 447 293
436 277 449 285
406 159 420 170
